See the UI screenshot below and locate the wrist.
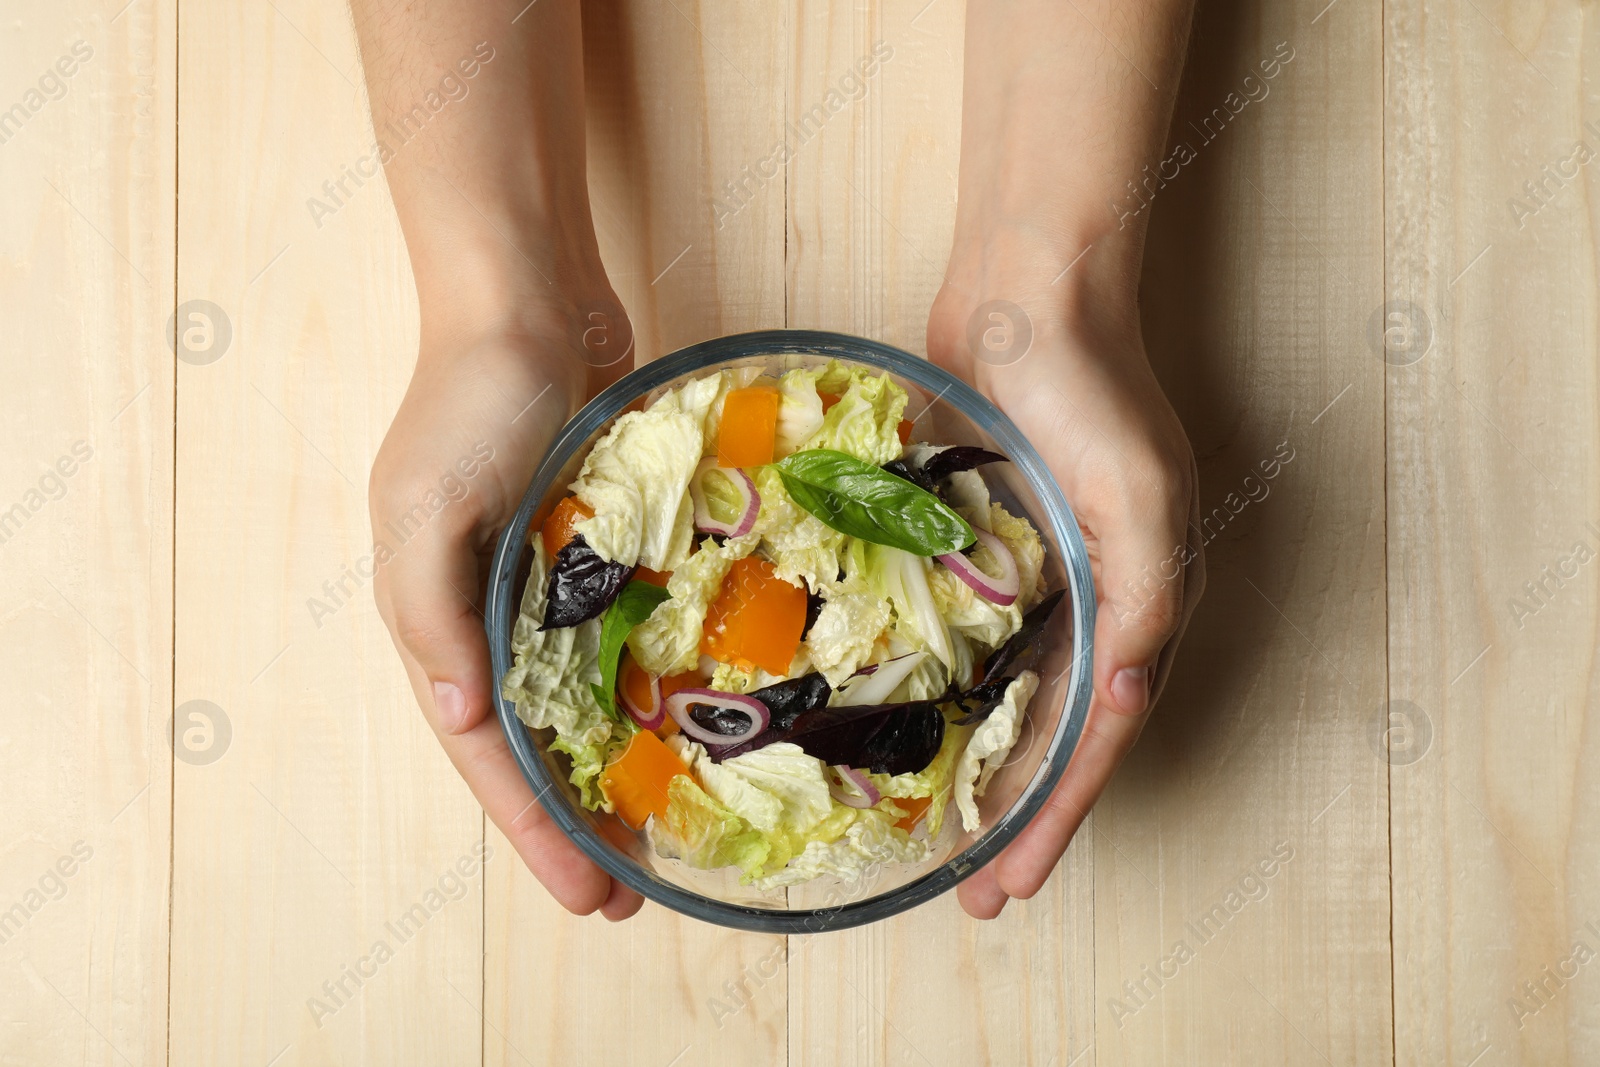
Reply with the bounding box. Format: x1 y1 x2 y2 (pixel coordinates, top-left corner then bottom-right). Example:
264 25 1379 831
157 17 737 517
936 212 1144 351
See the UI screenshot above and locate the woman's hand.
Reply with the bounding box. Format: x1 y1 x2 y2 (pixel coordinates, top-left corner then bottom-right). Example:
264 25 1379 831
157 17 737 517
368 283 643 921
928 234 1204 919
351 0 645 917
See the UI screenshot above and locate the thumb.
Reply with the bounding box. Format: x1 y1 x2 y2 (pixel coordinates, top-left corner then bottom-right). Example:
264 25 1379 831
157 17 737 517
374 513 493 736
1093 460 1204 713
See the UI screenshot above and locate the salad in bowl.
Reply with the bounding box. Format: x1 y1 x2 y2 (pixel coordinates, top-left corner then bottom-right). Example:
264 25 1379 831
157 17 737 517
500 354 1067 892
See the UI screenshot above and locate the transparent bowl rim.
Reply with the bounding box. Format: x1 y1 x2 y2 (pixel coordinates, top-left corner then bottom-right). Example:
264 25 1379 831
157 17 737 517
486 329 1095 933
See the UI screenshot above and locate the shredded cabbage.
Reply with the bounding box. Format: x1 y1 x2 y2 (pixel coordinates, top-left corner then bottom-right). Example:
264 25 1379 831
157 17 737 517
569 408 702 571
750 465 846 592
954 672 1039 832
799 364 908 466
501 540 632 810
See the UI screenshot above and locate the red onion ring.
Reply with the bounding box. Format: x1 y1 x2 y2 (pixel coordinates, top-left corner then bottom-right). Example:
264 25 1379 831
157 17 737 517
618 670 665 731
937 527 1019 606
829 765 882 808
664 687 771 745
690 457 760 538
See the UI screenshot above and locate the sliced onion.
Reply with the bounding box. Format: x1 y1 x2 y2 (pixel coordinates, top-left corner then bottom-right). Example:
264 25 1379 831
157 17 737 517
938 527 1019 606
665 687 771 745
690 457 760 537
618 670 665 731
836 651 926 706
829 765 882 808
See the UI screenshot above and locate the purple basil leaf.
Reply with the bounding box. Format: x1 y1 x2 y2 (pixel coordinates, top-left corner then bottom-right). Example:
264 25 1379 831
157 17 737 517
539 534 635 630
949 676 1014 726
714 697 945 776
802 589 826 638
785 701 946 775
751 672 832 733
919 446 1008 485
704 673 834 759
882 459 935 492
688 704 755 737
982 589 1065 682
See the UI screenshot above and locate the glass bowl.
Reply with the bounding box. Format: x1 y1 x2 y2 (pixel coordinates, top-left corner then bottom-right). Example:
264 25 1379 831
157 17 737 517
486 330 1094 933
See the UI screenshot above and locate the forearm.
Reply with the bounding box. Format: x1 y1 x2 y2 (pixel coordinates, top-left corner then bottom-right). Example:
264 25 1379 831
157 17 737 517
952 0 1194 303
349 0 604 333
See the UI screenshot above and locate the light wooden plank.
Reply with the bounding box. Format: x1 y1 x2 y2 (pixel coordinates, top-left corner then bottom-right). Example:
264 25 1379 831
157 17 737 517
785 3 1098 1065
1095 1 1392 1062
484 3 792 1064
170 2 484 1063
0 3 175 1065
1386 3 1600 1064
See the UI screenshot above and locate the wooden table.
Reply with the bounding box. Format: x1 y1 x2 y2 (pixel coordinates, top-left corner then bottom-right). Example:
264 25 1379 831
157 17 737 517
3 1 1595 1063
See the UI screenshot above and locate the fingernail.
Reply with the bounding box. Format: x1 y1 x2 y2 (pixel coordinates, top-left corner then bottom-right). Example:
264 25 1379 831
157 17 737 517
433 681 468 732
1110 667 1150 716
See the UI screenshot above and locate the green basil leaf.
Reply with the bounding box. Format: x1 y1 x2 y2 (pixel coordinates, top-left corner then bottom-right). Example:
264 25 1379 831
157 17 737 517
594 580 673 720
774 449 976 556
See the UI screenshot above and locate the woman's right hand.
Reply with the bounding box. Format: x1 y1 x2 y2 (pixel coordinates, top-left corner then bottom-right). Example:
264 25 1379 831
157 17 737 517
368 276 643 920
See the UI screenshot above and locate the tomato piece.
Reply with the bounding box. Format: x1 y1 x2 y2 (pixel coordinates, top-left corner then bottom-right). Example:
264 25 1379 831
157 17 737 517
599 729 693 830
700 556 807 676
819 391 842 413
896 418 914 445
634 566 672 587
716 385 781 468
541 495 595 559
893 795 933 832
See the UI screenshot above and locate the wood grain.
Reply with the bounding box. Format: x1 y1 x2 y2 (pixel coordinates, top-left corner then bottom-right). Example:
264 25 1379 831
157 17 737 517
169 1 482 1063
0 3 175 1065
1386 1 1600 1063
1099 0 1394 1061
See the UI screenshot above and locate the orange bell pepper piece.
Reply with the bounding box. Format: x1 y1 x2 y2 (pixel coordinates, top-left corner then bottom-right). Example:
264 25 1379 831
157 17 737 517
700 556 807 676
541 495 594 559
600 729 693 830
634 566 672 587
716 384 781 468
893 795 933 832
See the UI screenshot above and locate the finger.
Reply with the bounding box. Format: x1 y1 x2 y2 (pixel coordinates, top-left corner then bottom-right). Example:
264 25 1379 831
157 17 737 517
1090 475 1194 719
377 513 494 736
600 880 645 922
957 862 1010 920
995 471 1194 900
993 694 1134 899
393 643 615 915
